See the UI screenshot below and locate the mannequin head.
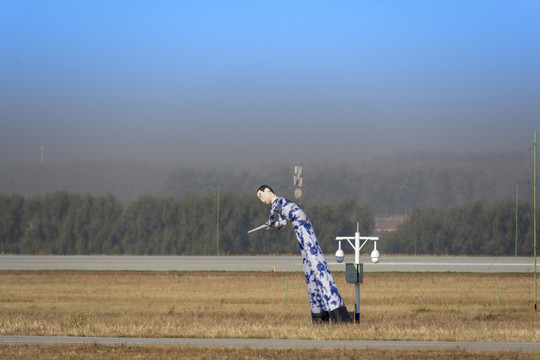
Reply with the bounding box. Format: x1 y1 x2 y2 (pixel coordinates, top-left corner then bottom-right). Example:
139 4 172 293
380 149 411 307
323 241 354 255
256 185 276 205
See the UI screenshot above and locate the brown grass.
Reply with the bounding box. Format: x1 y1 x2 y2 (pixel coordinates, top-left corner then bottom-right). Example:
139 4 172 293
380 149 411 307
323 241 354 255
0 344 537 360
0 271 538 343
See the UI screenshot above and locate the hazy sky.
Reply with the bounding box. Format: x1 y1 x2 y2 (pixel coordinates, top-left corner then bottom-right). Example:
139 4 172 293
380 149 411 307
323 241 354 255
1 1 539 167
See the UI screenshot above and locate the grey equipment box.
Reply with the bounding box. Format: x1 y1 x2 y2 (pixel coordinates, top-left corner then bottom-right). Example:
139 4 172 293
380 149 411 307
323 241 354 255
345 263 363 284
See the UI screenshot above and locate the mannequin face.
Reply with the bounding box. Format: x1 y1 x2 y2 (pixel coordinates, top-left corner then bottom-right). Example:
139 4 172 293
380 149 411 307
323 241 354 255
257 188 275 205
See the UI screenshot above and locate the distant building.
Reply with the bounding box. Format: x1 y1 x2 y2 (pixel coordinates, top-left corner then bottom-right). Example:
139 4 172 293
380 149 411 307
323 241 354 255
374 215 407 234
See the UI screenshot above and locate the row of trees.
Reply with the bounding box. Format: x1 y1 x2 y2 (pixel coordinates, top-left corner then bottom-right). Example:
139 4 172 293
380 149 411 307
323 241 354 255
384 200 537 256
2 192 537 256
0 191 373 255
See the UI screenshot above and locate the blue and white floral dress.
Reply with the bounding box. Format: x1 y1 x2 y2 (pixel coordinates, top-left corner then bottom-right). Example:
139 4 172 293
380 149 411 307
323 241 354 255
268 197 344 313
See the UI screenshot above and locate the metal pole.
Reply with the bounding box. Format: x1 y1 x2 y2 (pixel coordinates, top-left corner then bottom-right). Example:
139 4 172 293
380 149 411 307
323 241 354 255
355 225 360 265
516 183 518 256
355 224 360 322
534 131 537 310
217 185 220 256
355 283 360 322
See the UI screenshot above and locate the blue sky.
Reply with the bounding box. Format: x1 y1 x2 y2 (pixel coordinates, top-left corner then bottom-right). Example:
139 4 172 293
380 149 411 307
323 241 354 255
1 1 539 166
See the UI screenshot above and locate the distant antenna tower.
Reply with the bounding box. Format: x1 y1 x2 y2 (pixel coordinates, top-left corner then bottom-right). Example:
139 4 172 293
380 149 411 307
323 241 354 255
294 165 303 202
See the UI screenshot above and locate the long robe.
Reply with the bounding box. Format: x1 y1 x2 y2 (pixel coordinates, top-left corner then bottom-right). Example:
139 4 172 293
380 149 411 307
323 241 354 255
268 196 344 313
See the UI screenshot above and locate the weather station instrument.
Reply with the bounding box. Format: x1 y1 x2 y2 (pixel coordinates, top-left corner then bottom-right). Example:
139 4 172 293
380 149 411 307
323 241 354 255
335 224 380 323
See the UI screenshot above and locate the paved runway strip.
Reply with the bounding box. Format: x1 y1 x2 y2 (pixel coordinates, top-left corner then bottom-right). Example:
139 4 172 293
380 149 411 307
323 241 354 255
0 255 535 272
0 336 539 352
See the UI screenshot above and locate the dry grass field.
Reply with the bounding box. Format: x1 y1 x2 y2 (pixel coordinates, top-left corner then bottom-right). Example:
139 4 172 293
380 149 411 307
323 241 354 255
0 270 539 359
1 344 538 360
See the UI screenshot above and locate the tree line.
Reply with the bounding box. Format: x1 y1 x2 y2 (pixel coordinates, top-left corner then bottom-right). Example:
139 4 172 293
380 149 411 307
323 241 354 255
1 192 537 256
0 191 373 255
382 199 537 256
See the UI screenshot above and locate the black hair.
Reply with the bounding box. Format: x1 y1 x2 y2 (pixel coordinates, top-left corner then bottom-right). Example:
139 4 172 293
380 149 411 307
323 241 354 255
257 185 274 194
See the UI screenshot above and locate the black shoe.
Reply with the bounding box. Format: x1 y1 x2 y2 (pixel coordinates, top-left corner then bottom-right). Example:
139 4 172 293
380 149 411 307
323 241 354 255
329 306 353 323
311 311 330 324
321 311 330 323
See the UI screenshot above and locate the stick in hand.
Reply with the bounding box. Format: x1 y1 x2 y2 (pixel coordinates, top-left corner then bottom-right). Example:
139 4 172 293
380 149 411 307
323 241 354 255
247 219 287 234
